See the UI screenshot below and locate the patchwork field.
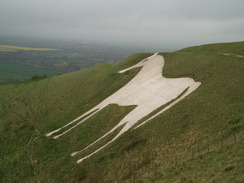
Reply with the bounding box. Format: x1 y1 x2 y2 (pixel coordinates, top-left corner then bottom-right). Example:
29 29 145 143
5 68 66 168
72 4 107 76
0 44 59 52
0 41 150 84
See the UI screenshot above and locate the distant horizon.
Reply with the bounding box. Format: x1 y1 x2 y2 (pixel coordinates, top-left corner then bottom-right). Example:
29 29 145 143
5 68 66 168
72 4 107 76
1 35 243 53
0 35 177 52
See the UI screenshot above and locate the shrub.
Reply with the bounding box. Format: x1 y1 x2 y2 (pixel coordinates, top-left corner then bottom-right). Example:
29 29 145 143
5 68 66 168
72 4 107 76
31 74 48 80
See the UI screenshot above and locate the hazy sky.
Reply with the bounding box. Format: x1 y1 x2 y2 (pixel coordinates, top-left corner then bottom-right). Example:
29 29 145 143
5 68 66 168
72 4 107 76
0 0 244 48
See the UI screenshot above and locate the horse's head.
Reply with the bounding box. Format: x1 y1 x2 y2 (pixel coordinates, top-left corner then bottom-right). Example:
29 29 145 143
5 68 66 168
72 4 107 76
118 53 158 74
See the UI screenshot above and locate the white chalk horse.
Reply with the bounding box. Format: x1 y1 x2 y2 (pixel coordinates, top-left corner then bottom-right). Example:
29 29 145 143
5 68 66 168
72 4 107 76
46 53 201 163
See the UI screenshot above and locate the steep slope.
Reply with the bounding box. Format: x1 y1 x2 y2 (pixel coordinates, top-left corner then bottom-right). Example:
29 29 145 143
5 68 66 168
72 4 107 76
0 42 243 183
0 53 152 182
46 53 200 164
79 42 244 183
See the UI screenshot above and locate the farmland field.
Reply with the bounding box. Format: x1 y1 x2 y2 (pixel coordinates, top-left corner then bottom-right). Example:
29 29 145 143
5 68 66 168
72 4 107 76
0 37 157 84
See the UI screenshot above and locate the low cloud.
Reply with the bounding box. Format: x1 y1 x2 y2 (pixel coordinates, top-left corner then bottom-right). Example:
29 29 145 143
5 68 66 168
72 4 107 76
0 0 243 48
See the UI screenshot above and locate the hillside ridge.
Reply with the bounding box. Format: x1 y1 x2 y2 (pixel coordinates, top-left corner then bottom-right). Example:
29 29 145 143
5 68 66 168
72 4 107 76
0 42 243 182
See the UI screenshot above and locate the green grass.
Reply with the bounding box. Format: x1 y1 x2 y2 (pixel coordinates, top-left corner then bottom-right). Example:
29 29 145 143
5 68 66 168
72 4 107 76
0 53 151 183
153 140 244 183
0 42 243 183
177 41 244 55
79 42 243 182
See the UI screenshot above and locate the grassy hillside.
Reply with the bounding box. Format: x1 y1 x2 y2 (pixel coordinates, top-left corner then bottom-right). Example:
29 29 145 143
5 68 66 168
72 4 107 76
0 53 151 182
0 42 243 183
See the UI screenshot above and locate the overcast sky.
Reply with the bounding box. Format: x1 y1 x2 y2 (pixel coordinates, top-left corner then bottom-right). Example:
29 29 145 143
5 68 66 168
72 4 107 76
0 0 244 49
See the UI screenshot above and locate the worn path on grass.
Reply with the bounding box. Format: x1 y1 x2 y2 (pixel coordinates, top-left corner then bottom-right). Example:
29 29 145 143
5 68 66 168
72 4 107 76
46 53 201 163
